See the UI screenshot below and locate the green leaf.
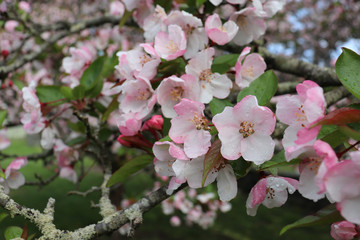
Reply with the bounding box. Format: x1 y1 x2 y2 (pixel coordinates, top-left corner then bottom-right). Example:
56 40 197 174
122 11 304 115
4 226 23 240
259 150 300 173
196 0 207 7
85 77 104 98
162 117 171 136
280 205 343 235
67 121 86 133
0 212 8 223
202 139 223 187
211 54 239 74
209 98 233 116
159 135 171 142
60 86 74 100
154 0 173 12
107 155 153 187
98 127 113 142
0 110 6 128
80 57 106 91
36 85 65 104
66 136 86 146
158 58 186 75
0 171 6 179
317 125 338 139
335 48 360 99
102 96 119 122
237 70 278 106
72 85 86 100
119 10 133 29
339 125 360 141
230 157 252 178
321 130 348 148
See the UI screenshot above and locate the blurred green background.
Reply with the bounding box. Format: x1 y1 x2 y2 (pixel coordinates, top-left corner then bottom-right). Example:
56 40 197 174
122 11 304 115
0 135 331 239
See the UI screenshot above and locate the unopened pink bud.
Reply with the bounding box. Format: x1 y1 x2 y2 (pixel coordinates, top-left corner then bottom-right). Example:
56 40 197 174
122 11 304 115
142 115 163 131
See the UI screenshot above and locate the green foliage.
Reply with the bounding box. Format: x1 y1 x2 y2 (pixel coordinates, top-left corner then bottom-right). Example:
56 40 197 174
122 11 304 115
317 125 338 139
102 95 119 122
259 150 300 175
209 98 233 116
72 85 86 100
4 226 23 240
230 157 252 178
66 136 86 146
36 85 65 104
237 70 278 106
0 212 8 222
0 110 6 128
155 0 173 12
280 205 343 235
80 55 118 98
321 129 348 148
162 117 171 136
106 155 153 187
338 125 360 141
335 48 360 99
211 54 239 74
60 86 74 100
158 58 186 75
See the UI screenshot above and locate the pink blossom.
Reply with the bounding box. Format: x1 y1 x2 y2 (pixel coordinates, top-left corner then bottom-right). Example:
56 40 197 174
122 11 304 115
185 47 233 103
169 99 211 158
252 0 286 18
62 46 93 76
142 115 163 132
297 140 338 202
323 153 360 224
235 47 266 88
276 80 326 161
116 112 143 136
165 10 208 59
0 157 28 194
54 140 78 183
118 78 156 118
205 14 238 45
5 20 19 32
0 129 10 150
156 74 201 118
154 24 187 61
212 95 276 164
229 7 267 46
246 176 298 216
330 221 357 240
170 216 181 227
40 127 56 150
101 81 122 96
153 141 188 177
143 5 168 42
110 1 125 17
19 1 31 13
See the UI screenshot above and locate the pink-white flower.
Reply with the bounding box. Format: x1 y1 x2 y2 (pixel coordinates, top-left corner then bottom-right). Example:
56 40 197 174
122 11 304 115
169 99 211 158
19 1 31 13
246 176 298 216
276 80 326 161
0 157 28 194
143 5 168 42
154 24 187 61
40 127 56 150
62 46 93 76
110 1 125 17
116 44 160 81
212 95 276 164
5 20 19 32
185 47 233 103
297 140 338 202
0 129 10 150
153 141 188 177
116 112 143 136
165 10 208 59
229 7 267 46
235 47 266 88
156 74 200 118
54 140 78 183
20 82 45 134
323 151 360 224
118 77 157 118
205 13 238 45
252 0 286 18
330 221 358 240
170 216 181 227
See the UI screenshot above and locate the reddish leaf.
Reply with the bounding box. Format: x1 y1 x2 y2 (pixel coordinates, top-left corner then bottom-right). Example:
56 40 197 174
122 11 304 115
311 108 360 128
21 224 28 240
202 139 224 187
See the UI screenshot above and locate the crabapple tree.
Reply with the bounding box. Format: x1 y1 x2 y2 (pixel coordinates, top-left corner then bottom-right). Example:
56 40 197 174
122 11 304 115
0 0 360 239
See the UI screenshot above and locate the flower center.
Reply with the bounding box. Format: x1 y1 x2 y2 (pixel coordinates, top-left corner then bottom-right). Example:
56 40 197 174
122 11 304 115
183 24 195 36
199 69 213 82
218 25 227 32
244 65 254 78
236 15 248 29
239 121 255 138
266 187 275 199
305 157 321 173
139 54 151 67
166 40 178 54
169 86 184 102
192 113 210 131
136 88 152 101
295 104 308 127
